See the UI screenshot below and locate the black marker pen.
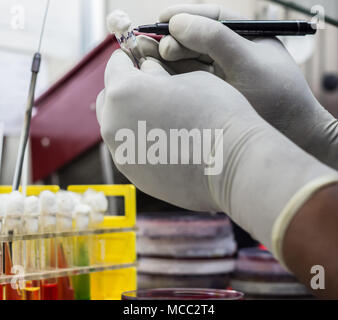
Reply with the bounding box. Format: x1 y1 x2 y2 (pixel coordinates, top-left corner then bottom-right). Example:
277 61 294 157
135 20 317 36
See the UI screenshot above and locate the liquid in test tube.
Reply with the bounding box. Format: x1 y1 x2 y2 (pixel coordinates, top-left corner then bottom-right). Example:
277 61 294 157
73 203 91 300
56 191 77 300
3 192 25 300
39 191 58 300
22 196 41 300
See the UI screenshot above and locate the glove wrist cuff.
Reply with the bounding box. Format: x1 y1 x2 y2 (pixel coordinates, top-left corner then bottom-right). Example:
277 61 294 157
271 175 338 269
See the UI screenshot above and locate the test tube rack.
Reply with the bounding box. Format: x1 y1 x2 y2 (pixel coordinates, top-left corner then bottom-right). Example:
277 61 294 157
0 184 137 300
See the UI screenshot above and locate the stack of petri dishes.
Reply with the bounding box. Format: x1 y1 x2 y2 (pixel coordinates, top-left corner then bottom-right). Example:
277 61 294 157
137 212 237 289
230 247 312 299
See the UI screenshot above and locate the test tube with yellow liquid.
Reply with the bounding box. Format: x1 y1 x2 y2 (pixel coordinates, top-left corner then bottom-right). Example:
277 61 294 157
22 196 41 300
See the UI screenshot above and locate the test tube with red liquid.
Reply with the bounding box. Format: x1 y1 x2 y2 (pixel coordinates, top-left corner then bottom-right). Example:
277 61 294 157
56 192 76 300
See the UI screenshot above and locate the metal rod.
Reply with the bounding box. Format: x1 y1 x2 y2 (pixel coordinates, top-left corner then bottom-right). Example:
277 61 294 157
12 70 38 190
12 0 51 191
37 0 51 53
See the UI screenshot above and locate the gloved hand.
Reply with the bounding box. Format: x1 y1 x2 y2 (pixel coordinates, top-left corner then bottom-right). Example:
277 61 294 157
136 4 338 170
96 49 338 264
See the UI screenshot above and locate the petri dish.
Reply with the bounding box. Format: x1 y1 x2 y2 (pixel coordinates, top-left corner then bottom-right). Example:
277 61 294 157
230 247 311 298
122 288 244 300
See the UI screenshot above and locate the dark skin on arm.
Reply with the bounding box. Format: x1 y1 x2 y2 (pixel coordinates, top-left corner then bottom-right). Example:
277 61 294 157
283 183 338 299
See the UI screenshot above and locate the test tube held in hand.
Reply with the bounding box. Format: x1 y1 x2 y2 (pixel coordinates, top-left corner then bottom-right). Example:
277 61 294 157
107 10 141 68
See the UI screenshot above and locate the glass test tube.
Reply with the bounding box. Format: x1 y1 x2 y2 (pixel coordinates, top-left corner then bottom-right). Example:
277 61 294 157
39 191 58 300
73 204 91 300
83 190 108 265
83 190 108 299
22 196 41 300
107 10 141 68
3 192 25 300
56 191 76 300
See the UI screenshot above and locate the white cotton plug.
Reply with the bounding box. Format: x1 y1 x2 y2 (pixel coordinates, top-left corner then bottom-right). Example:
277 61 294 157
106 9 139 55
62 191 83 220
56 191 75 217
5 191 24 232
39 190 57 228
40 190 57 214
107 10 132 37
74 203 91 230
56 191 76 230
6 191 24 217
83 190 108 212
24 196 39 216
24 196 40 233
83 189 108 225
67 191 83 207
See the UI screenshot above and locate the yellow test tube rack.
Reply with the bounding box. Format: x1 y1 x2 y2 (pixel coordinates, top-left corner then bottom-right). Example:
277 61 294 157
0 184 137 300
68 185 137 300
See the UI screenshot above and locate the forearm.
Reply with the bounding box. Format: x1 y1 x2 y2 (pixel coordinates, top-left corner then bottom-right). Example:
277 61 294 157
292 101 338 171
283 183 338 299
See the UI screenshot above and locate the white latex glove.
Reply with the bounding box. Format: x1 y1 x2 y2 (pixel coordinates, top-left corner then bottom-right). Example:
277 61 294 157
96 49 338 264
136 4 338 170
